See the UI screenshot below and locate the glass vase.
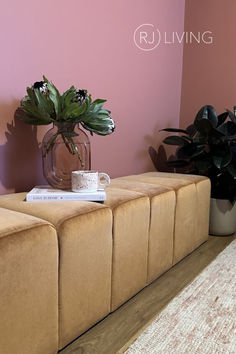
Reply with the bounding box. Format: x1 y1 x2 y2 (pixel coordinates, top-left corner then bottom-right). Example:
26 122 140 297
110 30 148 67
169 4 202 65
42 122 91 189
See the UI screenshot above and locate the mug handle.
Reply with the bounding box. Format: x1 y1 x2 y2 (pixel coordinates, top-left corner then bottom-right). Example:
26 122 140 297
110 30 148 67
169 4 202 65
98 173 110 190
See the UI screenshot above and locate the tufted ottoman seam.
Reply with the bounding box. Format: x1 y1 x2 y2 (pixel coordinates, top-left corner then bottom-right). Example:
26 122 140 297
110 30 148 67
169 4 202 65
0 220 56 240
56 204 111 230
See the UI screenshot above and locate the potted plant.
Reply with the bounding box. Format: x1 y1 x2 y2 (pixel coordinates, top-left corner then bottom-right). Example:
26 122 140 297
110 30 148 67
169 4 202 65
16 76 115 189
160 105 236 235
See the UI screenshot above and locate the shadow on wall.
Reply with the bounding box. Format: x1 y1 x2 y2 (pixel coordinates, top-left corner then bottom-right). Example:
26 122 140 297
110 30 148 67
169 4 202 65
147 124 188 174
141 124 174 173
0 102 45 193
149 144 189 174
149 145 174 172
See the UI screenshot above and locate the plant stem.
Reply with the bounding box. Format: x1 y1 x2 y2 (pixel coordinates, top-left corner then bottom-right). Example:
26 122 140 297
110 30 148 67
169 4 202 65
43 130 85 168
43 132 59 157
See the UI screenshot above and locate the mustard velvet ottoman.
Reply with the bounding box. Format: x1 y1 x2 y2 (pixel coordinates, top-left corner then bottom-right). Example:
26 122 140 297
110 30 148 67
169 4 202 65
144 172 211 250
116 172 210 265
0 195 113 349
0 172 210 353
109 180 176 284
104 188 150 310
0 207 58 354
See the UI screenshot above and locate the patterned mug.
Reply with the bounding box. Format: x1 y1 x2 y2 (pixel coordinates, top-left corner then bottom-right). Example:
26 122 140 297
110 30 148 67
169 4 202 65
72 170 110 193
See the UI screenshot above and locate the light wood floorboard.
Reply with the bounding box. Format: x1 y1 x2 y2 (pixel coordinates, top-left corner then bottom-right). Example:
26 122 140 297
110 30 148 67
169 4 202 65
60 235 235 354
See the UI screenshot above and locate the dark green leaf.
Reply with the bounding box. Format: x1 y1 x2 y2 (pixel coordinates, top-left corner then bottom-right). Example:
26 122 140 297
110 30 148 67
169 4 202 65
160 128 188 134
81 122 110 135
195 119 224 138
181 135 193 142
92 99 107 105
193 131 207 144
163 136 188 146
227 164 236 177
212 150 232 169
194 105 218 128
226 109 236 124
195 159 212 171
217 121 236 138
186 124 197 137
47 81 62 118
42 75 49 83
217 112 228 126
34 89 54 118
177 143 205 159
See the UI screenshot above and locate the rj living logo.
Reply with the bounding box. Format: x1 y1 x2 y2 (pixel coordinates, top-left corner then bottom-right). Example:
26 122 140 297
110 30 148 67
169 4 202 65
134 24 213 51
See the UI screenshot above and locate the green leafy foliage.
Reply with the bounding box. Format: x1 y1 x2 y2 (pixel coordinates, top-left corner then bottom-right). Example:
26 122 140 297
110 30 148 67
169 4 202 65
161 105 236 204
16 76 115 136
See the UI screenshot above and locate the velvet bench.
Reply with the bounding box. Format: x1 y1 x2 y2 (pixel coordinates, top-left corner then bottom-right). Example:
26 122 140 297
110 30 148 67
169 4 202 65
0 172 210 354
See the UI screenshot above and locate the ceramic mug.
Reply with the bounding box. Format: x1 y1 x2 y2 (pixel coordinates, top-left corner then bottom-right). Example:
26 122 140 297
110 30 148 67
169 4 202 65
72 170 110 192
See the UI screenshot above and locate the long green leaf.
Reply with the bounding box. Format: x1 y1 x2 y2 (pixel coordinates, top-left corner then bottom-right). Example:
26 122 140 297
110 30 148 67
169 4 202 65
160 128 188 134
163 136 188 146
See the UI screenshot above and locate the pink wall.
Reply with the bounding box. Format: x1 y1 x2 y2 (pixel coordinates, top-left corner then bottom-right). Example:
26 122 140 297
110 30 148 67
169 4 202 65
180 0 236 128
0 0 185 194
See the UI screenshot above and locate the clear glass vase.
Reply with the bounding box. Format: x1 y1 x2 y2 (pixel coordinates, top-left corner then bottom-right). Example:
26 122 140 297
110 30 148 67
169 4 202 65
42 122 91 189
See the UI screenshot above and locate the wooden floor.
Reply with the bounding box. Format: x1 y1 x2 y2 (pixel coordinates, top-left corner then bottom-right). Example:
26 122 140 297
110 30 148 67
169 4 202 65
60 235 235 354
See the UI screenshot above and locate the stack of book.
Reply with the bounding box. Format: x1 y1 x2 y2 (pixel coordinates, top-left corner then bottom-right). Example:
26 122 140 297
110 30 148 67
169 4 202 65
26 186 106 202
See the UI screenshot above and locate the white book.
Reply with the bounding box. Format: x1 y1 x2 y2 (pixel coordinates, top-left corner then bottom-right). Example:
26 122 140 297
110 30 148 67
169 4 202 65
26 186 106 202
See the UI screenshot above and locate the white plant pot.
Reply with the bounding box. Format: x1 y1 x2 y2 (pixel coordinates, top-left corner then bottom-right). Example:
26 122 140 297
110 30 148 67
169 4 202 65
209 198 236 236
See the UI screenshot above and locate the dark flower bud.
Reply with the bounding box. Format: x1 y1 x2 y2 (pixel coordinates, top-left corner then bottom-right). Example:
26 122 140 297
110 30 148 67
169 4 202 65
108 119 115 133
32 81 48 94
74 89 88 103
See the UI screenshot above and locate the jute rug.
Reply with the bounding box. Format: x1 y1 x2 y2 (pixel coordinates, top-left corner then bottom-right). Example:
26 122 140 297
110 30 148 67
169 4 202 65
125 240 236 354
